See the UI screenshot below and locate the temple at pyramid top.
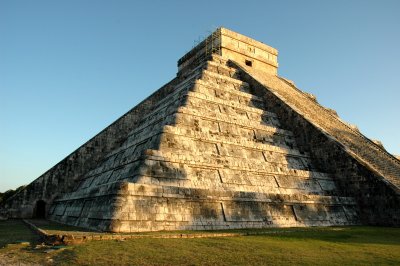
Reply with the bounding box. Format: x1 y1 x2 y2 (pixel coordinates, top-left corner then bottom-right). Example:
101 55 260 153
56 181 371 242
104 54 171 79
178 27 279 75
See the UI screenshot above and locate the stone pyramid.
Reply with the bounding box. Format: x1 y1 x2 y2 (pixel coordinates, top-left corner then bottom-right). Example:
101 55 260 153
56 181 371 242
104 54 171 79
3 28 400 232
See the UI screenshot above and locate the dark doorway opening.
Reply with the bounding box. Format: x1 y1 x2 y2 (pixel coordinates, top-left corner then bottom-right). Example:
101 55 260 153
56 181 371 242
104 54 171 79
35 200 46 218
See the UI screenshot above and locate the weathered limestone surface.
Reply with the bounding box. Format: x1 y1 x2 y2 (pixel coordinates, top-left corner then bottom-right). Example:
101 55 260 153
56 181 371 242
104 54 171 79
178 28 278 76
3 27 399 231
47 55 359 232
233 62 400 225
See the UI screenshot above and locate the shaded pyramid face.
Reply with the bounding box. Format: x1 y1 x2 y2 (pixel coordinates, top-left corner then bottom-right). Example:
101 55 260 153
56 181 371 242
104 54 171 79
49 55 360 232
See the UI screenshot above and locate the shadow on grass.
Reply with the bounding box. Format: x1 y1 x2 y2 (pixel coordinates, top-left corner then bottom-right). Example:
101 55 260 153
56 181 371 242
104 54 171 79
27 219 97 233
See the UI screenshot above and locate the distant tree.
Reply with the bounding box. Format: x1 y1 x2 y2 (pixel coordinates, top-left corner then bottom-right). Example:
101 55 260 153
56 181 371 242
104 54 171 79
0 185 26 205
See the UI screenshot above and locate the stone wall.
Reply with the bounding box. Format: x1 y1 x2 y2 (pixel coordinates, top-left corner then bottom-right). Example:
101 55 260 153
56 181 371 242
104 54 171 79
178 27 278 76
219 28 278 75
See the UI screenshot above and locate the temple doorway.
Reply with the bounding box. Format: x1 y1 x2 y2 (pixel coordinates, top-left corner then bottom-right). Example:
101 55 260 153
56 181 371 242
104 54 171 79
35 200 46 218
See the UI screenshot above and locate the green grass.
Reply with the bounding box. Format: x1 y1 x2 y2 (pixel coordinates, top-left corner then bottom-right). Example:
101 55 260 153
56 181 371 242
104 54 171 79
1 220 400 265
0 219 53 265
0 219 39 247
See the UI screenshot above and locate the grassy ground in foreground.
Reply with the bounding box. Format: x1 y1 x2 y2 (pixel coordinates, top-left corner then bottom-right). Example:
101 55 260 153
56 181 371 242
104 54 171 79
0 220 399 265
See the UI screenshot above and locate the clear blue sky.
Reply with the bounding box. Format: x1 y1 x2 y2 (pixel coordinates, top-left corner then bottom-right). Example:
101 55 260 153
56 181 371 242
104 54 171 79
1 0 399 192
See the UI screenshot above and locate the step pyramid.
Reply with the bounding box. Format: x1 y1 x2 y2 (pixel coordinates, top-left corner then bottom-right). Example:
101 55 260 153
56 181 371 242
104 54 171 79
3 28 399 231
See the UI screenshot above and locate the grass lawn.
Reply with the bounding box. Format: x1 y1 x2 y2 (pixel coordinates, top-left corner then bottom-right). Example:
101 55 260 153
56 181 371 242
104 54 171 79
0 220 399 265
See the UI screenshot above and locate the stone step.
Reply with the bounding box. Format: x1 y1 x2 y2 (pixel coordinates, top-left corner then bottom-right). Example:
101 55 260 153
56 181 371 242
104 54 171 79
177 106 291 138
193 79 264 107
138 58 242 121
204 60 241 79
57 179 356 206
86 139 330 185
186 90 270 117
196 74 252 94
100 117 299 174
151 145 310 176
143 149 327 179
103 102 296 161
111 75 280 157
107 91 293 156
185 91 281 129
157 133 307 169
162 125 302 158
87 126 310 184
136 157 337 197
171 115 297 151
51 181 358 233
200 69 249 88
84 148 333 196
129 183 356 205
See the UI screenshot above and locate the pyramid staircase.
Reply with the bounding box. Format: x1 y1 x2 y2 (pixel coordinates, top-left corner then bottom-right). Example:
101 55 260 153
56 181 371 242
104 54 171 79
49 55 360 232
234 63 400 191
